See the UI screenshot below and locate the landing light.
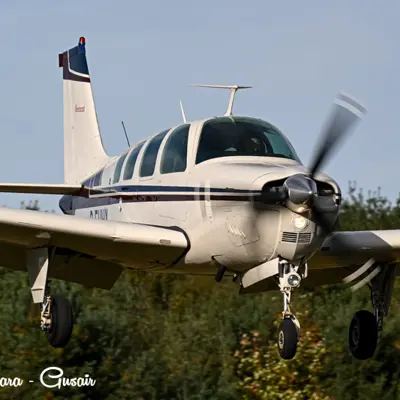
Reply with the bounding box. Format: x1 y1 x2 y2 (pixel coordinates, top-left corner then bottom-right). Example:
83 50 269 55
287 273 301 288
292 215 308 231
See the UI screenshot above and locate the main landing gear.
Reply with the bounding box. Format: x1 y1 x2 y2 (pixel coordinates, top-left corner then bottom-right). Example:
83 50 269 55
27 248 74 348
276 261 305 360
346 261 396 360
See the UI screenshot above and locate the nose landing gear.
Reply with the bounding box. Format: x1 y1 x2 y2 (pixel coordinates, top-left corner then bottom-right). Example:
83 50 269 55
276 261 305 360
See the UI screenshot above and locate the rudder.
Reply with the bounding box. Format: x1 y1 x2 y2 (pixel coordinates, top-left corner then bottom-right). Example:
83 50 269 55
59 37 109 184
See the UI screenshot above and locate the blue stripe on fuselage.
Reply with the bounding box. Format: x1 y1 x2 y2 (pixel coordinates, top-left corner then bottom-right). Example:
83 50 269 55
59 185 261 214
87 184 260 195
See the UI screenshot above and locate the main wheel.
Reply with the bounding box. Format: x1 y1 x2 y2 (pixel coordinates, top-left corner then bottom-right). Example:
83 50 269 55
47 295 74 348
349 310 378 360
277 318 298 360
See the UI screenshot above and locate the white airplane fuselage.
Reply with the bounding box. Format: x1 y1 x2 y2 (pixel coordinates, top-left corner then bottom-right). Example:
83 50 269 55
60 117 341 275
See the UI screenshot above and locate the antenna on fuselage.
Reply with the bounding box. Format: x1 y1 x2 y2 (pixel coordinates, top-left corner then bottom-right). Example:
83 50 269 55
191 84 252 116
180 100 187 123
121 121 131 147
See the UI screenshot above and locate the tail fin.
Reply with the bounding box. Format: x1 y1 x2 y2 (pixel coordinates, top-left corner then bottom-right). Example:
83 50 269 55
59 37 109 184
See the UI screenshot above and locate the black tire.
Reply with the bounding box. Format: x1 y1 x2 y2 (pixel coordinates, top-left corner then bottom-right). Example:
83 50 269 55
277 318 298 360
349 310 378 360
47 295 74 348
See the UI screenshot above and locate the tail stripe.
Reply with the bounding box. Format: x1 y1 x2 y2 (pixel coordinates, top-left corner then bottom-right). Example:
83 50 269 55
59 42 90 83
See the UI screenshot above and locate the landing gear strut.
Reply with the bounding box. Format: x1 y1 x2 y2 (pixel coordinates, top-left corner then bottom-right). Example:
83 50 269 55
27 248 74 348
276 261 305 360
347 261 396 360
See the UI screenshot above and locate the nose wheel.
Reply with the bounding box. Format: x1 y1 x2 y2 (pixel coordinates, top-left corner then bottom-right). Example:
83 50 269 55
276 261 304 360
277 316 299 359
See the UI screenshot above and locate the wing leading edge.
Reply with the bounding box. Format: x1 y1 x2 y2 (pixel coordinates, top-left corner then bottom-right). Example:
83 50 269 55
301 230 400 290
309 230 400 269
0 207 189 289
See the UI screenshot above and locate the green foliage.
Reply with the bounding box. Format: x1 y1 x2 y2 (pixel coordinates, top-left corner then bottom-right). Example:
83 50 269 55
0 186 400 398
235 315 329 400
339 182 400 231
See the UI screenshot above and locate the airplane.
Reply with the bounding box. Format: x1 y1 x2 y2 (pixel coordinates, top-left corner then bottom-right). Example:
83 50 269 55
0 36 398 361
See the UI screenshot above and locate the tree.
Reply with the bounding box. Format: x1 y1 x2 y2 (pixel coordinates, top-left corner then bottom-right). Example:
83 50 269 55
235 316 329 400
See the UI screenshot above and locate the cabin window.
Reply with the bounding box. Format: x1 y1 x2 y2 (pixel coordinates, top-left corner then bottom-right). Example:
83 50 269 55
83 177 92 187
160 124 190 174
84 172 102 188
122 142 144 181
93 169 103 187
196 117 301 164
140 129 170 177
113 152 129 184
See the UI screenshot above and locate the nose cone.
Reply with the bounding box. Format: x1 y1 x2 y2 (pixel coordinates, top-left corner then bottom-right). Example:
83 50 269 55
284 174 317 205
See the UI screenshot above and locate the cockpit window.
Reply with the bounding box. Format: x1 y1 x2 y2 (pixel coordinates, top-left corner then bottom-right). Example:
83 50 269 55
195 117 300 164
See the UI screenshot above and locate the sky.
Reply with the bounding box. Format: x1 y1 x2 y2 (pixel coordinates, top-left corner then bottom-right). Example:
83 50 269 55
0 1 399 212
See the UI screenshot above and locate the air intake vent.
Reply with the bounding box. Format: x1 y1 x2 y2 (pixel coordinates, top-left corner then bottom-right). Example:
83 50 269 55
281 232 312 244
281 232 298 243
298 233 312 243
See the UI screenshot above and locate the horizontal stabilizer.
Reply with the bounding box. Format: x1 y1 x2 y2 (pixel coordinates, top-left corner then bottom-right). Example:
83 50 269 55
0 183 87 196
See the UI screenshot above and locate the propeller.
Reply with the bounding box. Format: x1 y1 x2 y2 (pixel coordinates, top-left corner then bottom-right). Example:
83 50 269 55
262 92 367 236
308 93 367 180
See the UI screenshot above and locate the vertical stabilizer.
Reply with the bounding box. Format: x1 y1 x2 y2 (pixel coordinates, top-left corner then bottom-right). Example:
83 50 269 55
59 37 109 184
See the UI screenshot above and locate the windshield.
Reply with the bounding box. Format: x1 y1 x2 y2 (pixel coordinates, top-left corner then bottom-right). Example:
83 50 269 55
196 117 301 164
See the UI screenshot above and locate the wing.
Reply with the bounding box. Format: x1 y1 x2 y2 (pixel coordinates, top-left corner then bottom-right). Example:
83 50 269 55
310 230 400 267
303 230 400 288
241 230 400 294
0 207 189 289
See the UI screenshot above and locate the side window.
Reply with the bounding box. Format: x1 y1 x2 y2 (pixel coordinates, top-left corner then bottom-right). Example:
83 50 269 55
160 124 190 174
140 129 170 177
83 176 93 188
123 142 144 180
93 169 103 187
113 152 129 184
83 176 92 187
